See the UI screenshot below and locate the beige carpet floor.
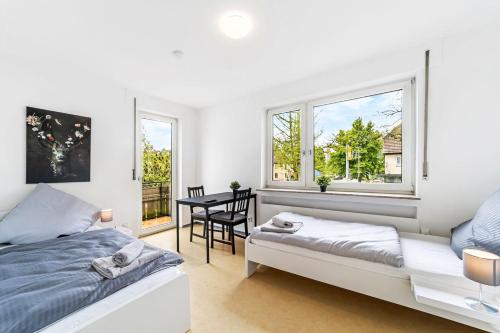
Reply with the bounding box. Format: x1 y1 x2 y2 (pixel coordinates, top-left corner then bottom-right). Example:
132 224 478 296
144 226 482 333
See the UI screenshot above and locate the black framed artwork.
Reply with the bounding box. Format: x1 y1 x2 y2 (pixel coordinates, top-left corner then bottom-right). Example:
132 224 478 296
26 107 91 183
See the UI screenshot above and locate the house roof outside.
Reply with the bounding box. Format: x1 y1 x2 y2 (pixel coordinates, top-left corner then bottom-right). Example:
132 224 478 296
383 121 402 154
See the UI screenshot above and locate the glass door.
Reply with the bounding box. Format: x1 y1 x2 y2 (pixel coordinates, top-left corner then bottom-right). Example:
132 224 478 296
138 112 177 236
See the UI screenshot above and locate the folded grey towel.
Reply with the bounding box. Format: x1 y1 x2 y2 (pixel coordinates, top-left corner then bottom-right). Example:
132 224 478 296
260 221 303 234
272 215 294 228
112 240 145 267
92 243 166 279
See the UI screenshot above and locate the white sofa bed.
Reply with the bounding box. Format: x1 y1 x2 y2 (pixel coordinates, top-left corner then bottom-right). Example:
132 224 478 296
246 215 500 332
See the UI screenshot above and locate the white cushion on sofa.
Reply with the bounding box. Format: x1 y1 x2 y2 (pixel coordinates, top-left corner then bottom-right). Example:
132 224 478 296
0 184 100 244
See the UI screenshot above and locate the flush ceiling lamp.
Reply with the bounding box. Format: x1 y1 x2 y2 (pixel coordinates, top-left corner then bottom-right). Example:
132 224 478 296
219 12 252 39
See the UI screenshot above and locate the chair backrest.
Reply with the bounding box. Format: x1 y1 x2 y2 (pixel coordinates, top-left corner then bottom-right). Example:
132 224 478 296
188 185 205 198
230 188 252 220
187 186 205 213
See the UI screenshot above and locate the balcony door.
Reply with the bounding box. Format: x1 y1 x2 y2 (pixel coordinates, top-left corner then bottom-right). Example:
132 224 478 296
137 112 177 236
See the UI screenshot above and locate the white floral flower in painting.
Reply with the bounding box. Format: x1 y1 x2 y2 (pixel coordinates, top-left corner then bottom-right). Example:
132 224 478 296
75 123 81 128
83 125 90 131
67 137 73 141
55 119 62 125
32 127 38 131
75 131 83 138
45 115 52 119
26 115 40 126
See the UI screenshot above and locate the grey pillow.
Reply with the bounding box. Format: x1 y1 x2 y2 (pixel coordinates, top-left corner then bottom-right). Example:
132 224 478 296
0 183 100 244
450 219 474 259
471 189 500 255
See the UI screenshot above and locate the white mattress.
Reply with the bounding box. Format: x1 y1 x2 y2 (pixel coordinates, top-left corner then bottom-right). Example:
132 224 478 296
399 232 462 278
250 230 476 287
40 266 184 332
251 238 408 279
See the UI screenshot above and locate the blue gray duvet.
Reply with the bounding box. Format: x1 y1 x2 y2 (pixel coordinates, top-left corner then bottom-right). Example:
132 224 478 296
251 212 404 267
0 228 183 333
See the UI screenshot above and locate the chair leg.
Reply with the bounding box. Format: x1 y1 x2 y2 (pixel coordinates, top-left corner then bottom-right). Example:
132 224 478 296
222 225 225 240
244 220 249 237
203 220 207 238
230 225 235 255
190 217 194 242
210 221 214 248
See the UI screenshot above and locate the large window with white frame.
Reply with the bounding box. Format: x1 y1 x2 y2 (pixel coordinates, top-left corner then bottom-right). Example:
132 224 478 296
267 79 415 194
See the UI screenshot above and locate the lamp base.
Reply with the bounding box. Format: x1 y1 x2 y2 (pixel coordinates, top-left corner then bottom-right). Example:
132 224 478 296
465 297 499 314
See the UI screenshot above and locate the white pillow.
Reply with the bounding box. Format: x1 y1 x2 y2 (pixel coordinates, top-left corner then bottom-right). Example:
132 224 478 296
0 183 100 244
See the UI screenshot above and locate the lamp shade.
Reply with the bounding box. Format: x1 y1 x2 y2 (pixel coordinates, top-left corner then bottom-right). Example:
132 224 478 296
463 248 500 286
100 209 113 223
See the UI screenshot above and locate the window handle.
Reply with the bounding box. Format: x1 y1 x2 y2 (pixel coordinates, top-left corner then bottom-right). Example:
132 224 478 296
302 150 306 156
309 149 312 156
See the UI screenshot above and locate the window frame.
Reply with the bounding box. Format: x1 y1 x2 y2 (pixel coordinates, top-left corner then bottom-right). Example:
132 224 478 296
266 79 416 194
267 104 306 188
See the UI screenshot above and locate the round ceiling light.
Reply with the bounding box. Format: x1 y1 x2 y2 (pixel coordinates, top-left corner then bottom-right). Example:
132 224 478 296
219 12 252 39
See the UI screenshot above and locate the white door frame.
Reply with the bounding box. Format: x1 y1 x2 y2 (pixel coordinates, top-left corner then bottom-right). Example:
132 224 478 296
135 110 178 236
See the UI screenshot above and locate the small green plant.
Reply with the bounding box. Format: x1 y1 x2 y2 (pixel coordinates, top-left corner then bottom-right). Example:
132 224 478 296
316 175 331 187
316 175 331 192
229 180 241 190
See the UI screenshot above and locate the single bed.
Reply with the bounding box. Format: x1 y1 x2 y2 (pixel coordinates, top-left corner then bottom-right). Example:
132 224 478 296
246 213 500 332
40 267 190 333
0 228 190 333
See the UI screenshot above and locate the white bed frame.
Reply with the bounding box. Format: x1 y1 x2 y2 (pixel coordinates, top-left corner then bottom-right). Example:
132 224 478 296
41 268 191 333
246 229 499 332
245 239 500 331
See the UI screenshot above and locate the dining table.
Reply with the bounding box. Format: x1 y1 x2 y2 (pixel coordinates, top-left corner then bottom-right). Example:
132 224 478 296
176 191 257 263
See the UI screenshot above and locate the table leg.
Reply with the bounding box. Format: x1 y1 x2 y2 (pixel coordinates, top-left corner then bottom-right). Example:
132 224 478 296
205 207 210 263
176 201 180 252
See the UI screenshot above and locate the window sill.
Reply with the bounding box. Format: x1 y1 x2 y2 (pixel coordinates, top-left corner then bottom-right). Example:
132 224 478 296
256 187 420 200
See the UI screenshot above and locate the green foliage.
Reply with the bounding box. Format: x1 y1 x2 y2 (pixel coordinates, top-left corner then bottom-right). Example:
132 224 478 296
326 118 384 182
316 175 331 186
273 113 385 183
142 137 171 183
272 111 301 181
230 180 241 190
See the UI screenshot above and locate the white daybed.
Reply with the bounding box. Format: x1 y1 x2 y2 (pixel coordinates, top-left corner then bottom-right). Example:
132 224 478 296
246 217 500 332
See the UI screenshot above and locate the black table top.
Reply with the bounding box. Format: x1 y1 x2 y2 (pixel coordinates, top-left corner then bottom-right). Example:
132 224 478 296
177 191 256 208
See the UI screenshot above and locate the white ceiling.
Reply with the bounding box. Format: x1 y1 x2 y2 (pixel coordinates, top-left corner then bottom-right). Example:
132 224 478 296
1 0 499 108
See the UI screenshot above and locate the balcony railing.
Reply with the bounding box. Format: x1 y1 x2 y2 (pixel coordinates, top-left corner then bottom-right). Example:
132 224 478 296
142 182 171 221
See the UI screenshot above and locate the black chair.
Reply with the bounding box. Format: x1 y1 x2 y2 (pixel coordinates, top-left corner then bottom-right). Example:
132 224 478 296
210 188 252 255
188 186 224 242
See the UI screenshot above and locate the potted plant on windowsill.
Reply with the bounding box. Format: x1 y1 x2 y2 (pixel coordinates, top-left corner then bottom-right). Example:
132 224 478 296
316 175 331 192
229 180 241 192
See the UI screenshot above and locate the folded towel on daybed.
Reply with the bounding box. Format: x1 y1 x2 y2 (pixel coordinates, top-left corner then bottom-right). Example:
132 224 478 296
92 242 165 279
272 215 294 228
261 221 303 233
112 239 145 267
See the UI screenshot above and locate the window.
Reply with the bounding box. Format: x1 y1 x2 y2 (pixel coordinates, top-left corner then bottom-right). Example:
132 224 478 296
267 80 415 193
268 105 305 186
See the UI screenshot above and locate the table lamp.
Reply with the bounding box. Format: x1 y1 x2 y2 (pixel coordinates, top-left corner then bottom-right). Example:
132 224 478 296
463 248 500 314
100 209 113 223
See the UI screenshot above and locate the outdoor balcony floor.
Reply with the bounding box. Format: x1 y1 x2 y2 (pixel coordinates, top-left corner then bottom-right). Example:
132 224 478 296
142 216 172 229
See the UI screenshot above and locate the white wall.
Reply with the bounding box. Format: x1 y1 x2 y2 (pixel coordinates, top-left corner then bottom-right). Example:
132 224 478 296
198 22 500 236
0 56 198 235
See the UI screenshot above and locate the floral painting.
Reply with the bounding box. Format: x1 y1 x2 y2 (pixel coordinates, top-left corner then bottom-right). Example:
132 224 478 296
26 107 91 183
